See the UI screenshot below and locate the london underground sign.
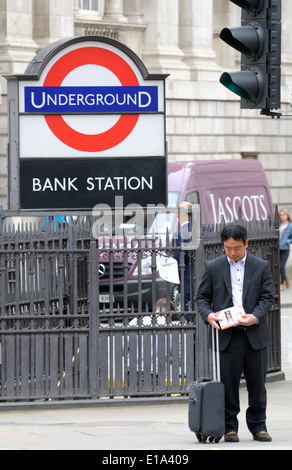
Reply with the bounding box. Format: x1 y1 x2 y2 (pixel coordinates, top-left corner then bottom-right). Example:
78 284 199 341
24 47 158 153
6 36 168 210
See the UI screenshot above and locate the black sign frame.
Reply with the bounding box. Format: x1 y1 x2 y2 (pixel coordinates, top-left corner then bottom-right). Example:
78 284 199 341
6 36 168 211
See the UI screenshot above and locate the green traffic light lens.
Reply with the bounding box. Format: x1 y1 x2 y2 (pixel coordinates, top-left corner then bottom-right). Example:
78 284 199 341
220 72 256 102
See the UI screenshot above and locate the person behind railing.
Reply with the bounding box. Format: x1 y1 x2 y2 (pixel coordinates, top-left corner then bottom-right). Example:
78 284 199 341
279 208 292 291
173 202 192 321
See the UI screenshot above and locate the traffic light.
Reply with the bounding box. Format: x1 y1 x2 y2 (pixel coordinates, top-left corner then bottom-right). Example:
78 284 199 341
219 0 281 116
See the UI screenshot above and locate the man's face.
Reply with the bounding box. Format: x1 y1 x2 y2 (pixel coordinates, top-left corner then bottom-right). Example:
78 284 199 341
223 237 248 262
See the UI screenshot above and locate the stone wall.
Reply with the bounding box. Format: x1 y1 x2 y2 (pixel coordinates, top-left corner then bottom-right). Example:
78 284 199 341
0 0 291 215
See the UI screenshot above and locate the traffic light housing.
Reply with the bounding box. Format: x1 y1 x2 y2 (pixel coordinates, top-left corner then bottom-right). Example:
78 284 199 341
219 0 281 116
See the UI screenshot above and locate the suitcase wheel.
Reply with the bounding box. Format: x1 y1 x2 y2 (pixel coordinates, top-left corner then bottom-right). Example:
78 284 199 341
196 433 208 443
196 433 222 444
196 433 202 443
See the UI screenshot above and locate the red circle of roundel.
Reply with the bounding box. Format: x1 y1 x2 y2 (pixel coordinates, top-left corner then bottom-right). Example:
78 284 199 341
43 47 140 152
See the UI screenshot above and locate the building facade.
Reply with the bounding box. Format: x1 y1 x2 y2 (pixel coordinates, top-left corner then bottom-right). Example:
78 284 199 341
0 0 291 213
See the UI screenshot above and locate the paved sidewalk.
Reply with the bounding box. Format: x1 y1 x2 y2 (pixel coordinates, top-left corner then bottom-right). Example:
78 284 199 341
0 289 291 451
0 370 291 451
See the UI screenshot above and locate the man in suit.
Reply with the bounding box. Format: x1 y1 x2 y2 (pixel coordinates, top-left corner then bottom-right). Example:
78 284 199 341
196 224 274 442
173 202 192 317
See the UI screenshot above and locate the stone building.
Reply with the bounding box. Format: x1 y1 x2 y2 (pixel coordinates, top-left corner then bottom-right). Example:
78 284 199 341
0 0 291 214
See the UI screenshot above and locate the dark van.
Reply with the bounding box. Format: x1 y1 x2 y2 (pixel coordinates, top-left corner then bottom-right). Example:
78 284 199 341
168 159 274 226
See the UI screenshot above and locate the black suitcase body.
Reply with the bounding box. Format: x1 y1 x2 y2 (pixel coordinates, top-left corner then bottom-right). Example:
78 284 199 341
188 328 225 443
188 378 225 443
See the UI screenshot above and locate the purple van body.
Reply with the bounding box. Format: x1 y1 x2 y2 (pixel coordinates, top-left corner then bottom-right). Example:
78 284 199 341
168 160 274 226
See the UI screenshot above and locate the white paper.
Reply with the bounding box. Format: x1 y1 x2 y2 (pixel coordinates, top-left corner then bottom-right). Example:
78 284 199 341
157 254 180 284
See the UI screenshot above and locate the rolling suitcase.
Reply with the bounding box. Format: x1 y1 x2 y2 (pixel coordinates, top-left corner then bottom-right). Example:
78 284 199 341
188 328 225 443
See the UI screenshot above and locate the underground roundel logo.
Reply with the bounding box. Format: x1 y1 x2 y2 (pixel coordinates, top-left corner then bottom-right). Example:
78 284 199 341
43 47 140 152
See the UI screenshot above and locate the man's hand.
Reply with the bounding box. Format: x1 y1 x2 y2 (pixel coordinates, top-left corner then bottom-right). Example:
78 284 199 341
239 314 258 327
207 312 221 329
207 311 258 329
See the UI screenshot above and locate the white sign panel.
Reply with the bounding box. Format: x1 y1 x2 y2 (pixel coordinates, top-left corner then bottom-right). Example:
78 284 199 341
18 40 166 158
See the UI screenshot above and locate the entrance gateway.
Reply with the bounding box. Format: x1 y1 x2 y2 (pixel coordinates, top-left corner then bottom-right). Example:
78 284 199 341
6 36 168 210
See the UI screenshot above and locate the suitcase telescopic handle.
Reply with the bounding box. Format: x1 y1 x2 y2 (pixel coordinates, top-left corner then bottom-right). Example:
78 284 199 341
211 327 221 382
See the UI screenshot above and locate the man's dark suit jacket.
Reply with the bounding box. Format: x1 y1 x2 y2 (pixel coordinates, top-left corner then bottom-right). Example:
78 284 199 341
196 253 274 351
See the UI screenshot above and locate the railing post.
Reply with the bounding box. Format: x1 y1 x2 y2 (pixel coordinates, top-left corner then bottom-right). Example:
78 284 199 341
194 235 211 380
89 239 99 399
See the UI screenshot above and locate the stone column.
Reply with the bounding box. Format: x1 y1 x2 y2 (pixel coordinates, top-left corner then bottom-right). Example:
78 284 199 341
140 0 188 79
33 0 74 49
123 0 144 24
0 0 38 75
121 0 146 56
0 1 38 207
179 0 220 80
213 0 240 69
103 0 127 22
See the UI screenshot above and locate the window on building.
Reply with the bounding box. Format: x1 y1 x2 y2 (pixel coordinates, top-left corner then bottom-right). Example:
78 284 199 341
241 153 258 160
79 0 98 10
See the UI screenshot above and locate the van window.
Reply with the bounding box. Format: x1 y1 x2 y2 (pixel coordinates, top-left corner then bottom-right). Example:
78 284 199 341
148 212 177 235
186 191 199 205
168 191 180 207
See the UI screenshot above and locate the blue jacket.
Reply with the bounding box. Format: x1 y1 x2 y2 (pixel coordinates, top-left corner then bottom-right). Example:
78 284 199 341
280 222 292 250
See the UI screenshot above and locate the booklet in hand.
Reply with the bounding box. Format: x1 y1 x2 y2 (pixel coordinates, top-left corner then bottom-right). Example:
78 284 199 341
217 306 245 330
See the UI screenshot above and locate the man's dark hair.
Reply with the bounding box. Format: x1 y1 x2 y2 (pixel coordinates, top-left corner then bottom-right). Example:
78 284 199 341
220 224 247 245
